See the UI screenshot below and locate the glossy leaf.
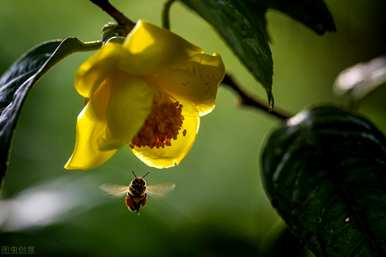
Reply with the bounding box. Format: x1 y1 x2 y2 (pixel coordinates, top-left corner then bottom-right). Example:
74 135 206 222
255 0 336 35
181 0 273 105
262 106 386 257
180 0 335 106
0 38 101 183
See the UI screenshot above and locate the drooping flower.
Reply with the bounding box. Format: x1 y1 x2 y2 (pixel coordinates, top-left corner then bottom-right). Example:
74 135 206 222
65 20 225 170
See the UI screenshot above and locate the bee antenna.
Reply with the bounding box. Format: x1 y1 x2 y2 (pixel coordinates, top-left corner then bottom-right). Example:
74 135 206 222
131 170 137 178
143 171 151 178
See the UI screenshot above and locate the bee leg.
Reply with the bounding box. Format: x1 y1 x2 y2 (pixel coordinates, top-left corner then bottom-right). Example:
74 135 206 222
139 194 147 209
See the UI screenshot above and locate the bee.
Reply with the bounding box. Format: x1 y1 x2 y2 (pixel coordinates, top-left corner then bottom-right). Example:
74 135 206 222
100 171 175 212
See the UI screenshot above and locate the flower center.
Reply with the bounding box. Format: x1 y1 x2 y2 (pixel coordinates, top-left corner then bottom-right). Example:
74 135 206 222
130 99 184 148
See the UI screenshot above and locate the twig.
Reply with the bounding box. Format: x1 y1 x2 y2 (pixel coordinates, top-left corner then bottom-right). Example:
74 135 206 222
162 0 176 30
89 0 135 31
80 40 103 51
222 74 291 121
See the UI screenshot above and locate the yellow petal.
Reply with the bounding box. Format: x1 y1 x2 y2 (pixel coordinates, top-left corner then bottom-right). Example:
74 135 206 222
65 81 116 170
100 73 154 150
149 52 225 116
130 103 200 168
120 20 200 75
75 43 130 98
122 20 225 116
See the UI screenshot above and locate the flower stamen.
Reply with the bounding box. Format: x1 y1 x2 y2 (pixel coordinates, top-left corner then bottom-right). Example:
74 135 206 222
131 100 184 148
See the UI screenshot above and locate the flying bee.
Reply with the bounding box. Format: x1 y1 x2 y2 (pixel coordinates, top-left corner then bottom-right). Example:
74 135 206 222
100 171 176 212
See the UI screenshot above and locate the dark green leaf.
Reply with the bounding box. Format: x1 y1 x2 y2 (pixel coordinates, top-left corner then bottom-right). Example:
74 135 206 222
180 0 335 106
254 0 336 35
261 106 386 257
181 0 274 105
0 38 101 184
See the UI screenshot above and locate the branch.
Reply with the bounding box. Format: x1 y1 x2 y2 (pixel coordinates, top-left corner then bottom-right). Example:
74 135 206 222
162 0 176 30
80 40 103 51
89 0 135 31
222 74 291 121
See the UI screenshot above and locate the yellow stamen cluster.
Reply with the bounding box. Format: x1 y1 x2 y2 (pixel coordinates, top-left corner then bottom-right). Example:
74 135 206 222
131 100 184 148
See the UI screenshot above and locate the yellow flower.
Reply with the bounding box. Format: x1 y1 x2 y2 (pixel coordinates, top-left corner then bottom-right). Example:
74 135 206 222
64 20 225 170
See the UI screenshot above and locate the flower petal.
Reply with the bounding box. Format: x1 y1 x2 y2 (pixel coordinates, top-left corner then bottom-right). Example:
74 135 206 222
75 43 130 98
121 20 225 116
130 104 200 168
100 73 154 150
120 20 200 75
65 81 116 170
149 52 225 116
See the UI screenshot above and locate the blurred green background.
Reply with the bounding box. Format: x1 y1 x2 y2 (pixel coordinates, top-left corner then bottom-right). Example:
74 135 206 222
0 0 385 256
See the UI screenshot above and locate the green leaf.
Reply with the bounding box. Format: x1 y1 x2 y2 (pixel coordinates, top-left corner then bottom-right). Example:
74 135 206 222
256 0 336 35
181 0 274 105
0 38 101 184
261 106 386 257
180 0 335 106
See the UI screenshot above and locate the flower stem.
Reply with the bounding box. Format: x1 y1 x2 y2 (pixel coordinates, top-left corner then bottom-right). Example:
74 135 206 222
162 0 176 30
222 74 291 121
89 0 135 30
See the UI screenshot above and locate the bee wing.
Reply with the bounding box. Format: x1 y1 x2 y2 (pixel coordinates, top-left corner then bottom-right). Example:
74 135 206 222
100 184 130 197
146 183 176 197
